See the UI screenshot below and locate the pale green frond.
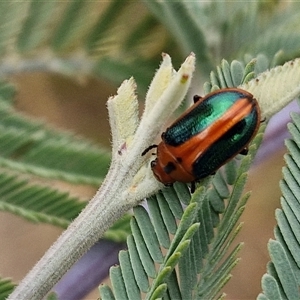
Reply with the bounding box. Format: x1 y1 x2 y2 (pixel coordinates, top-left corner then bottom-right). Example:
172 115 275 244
98 183 199 300
203 57 269 93
86 0 150 57
0 1 180 93
143 0 213 74
0 2 29 55
17 1 58 52
103 214 131 243
98 128 264 299
0 102 110 185
51 1 103 52
98 58 267 300
99 137 261 299
216 2 300 62
0 171 85 228
0 276 16 300
238 7 300 62
0 80 16 105
259 101 300 299
46 291 58 300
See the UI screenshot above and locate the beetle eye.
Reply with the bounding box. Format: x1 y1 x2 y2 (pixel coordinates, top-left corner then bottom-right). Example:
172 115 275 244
150 160 157 168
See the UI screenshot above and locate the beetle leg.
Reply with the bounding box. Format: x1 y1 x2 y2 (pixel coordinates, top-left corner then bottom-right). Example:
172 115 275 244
239 148 248 155
190 182 196 193
193 95 202 103
260 117 266 123
141 144 158 156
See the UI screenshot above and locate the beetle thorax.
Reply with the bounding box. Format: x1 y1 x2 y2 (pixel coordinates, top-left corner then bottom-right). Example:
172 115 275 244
151 142 195 184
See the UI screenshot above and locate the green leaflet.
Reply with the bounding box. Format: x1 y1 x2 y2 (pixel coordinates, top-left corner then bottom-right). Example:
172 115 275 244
1 1 300 298
99 125 264 300
0 84 110 187
0 276 16 300
0 102 111 185
17 1 58 52
0 1 181 92
99 56 269 300
0 171 85 227
143 1 213 75
259 101 300 299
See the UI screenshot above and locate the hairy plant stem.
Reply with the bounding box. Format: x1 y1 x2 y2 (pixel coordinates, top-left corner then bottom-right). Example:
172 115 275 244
8 53 196 299
8 162 135 299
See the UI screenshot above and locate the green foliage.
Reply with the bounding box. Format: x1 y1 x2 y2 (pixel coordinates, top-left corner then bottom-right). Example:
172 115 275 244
0 94 112 225
0 82 110 185
99 129 264 299
144 1 300 68
143 1 213 74
0 79 131 240
203 55 270 94
0 171 85 227
99 58 266 299
46 291 58 300
0 158 129 240
0 1 178 93
104 214 132 242
0 105 111 184
0 1 300 299
258 103 300 299
1 1 299 90
0 276 16 300
0 81 16 105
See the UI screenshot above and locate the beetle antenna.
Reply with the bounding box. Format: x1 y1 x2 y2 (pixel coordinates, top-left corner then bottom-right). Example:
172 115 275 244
260 117 266 123
141 144 158 156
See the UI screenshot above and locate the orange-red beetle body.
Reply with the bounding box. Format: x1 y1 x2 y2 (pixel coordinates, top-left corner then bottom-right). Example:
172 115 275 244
142 88 261 187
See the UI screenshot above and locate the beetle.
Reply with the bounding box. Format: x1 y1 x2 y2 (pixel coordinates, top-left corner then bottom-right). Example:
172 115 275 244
142 88 261 190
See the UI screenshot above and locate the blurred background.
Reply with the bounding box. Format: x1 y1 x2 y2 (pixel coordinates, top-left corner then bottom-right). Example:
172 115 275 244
1 1 300 299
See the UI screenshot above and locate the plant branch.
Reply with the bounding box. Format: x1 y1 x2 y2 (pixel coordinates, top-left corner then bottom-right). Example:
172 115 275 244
8 55 300 299
8 53 195 299
0 53 93 77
